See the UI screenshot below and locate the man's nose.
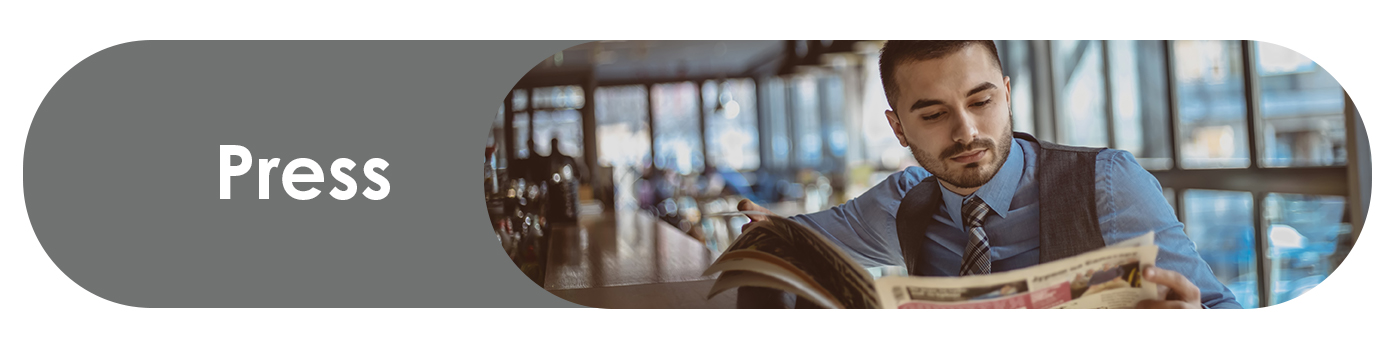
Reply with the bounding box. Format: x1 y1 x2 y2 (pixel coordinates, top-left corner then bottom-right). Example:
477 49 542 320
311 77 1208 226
950 109 980 144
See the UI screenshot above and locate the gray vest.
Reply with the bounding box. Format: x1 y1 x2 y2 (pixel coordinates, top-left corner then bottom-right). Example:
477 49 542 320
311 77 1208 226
893 132 1106 276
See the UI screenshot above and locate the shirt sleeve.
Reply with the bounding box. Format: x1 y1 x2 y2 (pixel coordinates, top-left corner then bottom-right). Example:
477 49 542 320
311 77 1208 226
1096 150 1244 309
787 167 927 269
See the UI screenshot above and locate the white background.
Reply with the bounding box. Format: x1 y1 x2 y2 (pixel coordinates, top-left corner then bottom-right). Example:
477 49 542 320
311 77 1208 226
2 1 1394 350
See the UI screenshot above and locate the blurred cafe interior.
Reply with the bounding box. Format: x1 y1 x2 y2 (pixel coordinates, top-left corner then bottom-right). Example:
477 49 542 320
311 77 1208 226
482 40 1369 308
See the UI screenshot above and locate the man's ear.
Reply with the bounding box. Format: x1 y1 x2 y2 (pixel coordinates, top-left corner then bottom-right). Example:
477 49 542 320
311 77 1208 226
1003 75 1013 103
885 109 908 147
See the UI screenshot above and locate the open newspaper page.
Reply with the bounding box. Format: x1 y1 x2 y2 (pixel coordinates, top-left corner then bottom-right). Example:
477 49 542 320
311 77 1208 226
703 214 878 309
873 233 1159 309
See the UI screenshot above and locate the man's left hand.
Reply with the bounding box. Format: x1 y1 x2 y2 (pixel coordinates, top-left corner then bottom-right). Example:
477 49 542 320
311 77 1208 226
1136 264 1202 309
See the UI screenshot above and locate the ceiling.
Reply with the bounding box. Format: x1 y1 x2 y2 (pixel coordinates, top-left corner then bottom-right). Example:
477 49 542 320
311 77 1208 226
518 40 788 86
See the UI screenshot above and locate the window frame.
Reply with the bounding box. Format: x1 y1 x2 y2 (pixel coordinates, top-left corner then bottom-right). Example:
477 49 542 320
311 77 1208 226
1016 40 1359 307
1080 40 1354 307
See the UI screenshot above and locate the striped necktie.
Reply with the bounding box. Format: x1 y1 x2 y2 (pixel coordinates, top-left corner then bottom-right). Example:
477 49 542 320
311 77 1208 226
959 196 993 276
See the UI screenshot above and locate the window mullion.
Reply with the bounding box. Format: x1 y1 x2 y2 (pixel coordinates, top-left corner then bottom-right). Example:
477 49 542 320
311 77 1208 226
1032 41 1057 142
1163 41 1181 171
1242 40 1263 169
1100 40 1116 149
1253 191 1271 307
1240 41 1270 307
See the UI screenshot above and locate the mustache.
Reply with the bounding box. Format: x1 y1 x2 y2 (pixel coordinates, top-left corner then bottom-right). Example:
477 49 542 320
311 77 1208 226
940 138 997 159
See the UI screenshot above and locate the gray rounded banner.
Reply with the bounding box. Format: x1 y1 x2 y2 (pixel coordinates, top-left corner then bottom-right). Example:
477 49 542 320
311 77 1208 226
25 41 588 307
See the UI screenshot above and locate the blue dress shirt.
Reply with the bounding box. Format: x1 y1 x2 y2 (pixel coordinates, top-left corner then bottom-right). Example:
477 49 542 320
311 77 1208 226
790 138 1242 309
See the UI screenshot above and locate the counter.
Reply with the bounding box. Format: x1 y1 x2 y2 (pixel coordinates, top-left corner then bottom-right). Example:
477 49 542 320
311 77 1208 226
542 210 736 308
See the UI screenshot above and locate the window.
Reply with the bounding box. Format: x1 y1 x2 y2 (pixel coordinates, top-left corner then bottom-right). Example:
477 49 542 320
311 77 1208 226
532 109 581 157
528 86 584 157
1107 40 1173 170
512 89 528 111
595 85 651 169
1265 193 1347 305
702 79 760 171
531 85 584 110
512 112 530 159
856 44 908 171
1182 189 1258 308
998 40 1364 307
651 82 703 174
1158 41 1359 307
1173 40 1249 169
1051 40 1109 147
820 74 847 161
789 75 823 169
1255 42 1347 167
507 86 586 159
1162 188 1176 213
1000 40 1037 134
763 77 791 170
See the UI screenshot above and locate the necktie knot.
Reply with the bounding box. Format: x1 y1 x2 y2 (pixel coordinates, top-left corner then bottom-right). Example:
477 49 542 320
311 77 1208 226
961 196 991 229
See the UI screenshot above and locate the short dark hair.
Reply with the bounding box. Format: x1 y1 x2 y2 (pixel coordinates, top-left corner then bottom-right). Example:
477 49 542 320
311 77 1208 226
878 40 1003 111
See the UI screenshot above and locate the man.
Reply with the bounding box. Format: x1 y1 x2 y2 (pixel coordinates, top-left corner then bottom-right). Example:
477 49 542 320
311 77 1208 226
738 40 1240 309
544 137 580 223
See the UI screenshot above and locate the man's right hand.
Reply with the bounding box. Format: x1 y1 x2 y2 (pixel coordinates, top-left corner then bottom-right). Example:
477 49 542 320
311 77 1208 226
737 199 776 223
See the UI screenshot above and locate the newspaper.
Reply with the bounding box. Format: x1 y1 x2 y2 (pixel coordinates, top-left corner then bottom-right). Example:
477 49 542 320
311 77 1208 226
704 214 880 309
873 233 1158 309
705 213 1163 309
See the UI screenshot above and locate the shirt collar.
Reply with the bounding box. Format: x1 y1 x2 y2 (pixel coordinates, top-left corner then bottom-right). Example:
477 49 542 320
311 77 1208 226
938 140 1025 224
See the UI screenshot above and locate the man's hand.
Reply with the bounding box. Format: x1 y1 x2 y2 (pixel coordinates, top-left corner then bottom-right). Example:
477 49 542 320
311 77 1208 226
737 199 776 229
1136 264 1203 309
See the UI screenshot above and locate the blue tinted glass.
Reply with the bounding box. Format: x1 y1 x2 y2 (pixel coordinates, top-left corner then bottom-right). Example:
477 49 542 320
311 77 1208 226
1174 41 1249 169
1183 189 1258 308
1001 40 1036 134
1052 40 1109 147
1265 193 1347 305
651 82 704 174
764 78 790 170
789 75 822 168
1107 40 1172 170
1255 42 1346 167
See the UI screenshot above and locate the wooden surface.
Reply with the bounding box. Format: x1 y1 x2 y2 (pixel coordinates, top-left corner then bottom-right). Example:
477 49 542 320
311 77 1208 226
542 210 731 308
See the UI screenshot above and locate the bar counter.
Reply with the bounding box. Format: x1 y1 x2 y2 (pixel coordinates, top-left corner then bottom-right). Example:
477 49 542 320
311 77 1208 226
543 210 737 308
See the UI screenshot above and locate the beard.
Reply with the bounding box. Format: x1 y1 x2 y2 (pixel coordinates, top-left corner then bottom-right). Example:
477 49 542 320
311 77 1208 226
910 125 1014 189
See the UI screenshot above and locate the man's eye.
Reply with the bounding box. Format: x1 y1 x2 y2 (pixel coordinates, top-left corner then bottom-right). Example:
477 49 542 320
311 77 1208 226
921 112 945 121
971 99 993 108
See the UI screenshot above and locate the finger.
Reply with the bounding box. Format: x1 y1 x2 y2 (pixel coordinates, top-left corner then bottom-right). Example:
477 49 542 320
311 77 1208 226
1142 265 1201 304
1156 281 1171 301
738 199 773 222
1135 300 1193 309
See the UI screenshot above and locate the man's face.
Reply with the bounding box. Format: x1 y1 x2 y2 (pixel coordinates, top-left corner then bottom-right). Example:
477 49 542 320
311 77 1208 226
884 46 1013 193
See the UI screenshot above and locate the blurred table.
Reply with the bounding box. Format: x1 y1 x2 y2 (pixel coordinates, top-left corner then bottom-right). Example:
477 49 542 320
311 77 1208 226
543 210 735 308
549 280 736 309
